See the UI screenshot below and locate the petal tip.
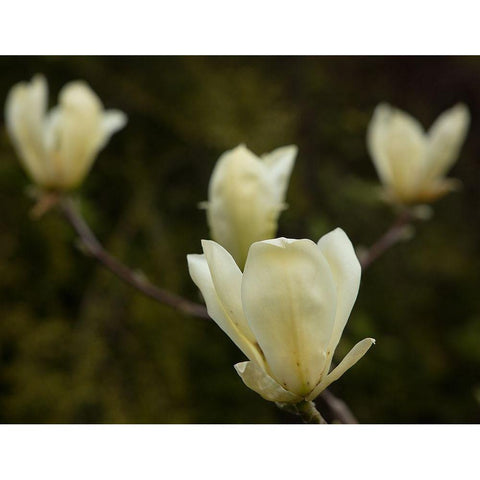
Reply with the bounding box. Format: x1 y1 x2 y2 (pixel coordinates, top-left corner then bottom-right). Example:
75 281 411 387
200 238 215 249
186 253 205 269
31 73 47 87
280 144 298 157
331 227 348 238
113 110 128 127
201 239 224 259
234 361 248 375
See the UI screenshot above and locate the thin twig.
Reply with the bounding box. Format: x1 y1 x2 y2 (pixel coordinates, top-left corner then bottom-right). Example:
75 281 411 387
58 197 209 319
360 209 415 270
318 389 358 424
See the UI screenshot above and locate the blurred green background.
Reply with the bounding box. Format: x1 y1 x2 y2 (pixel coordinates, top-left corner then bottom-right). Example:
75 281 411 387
1 56 480 423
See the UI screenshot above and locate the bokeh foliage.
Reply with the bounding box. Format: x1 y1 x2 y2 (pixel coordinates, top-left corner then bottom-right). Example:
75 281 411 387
1 56 480 423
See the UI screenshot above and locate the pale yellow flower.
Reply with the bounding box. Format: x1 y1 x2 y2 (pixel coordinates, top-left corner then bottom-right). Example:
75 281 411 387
5 75 126 190
205 144 297 269
187 228 374 403
367 103 469 204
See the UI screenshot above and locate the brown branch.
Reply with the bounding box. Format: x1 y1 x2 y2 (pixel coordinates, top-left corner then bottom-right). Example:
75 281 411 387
360 209 415 270
58 197 209 319
317 389 358 424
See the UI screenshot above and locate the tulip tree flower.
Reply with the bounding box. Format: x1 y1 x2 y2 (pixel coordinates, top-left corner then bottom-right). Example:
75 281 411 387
5 75 127 191
204 144 297 269
187 228 375 404
367 103 470 205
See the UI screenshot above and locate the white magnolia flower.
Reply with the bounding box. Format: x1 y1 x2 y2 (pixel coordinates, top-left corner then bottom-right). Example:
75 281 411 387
5 75 127 190
367 103 470 204
205 144 297 269
187 228 374 403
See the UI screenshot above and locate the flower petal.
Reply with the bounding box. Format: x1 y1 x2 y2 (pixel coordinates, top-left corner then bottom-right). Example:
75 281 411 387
234 361 302 403
50 81 125 189
201 240 258 345
306 338 375 401
262 145 297 204
47 81 105 188
242 238 337 397
367 103 396 186
317 228 361 356
368 103 427 202
100 110 128 148
187 250 264 367
5 75 50 185
425 103 470 180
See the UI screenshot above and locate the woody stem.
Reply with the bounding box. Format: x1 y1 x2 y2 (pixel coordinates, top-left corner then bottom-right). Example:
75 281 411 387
360 209 415 270
58 196 209 319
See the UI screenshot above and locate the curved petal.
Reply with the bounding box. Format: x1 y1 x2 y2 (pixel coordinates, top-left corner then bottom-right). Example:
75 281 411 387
425 103 470 181
206 144 284 268
187 251 264 367
368 103 427 202
52 81 126 189
5 75 50 185
306 338 375 401
261 145 297 204
201 240 258 346
317 228 361 355
367 103 396 186
47 81 105 188
234 361 302 403
242 238 337 397
100 109 128 148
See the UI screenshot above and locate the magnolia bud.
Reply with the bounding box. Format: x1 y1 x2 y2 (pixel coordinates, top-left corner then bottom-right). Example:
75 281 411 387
205 144 297 268
5 75 127 191
367 103 469 205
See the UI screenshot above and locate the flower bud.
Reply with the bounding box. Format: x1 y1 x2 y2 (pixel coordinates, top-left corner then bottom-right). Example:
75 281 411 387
367 103 469 205
187 228 374 403
5 75 127 190
205 144 297 268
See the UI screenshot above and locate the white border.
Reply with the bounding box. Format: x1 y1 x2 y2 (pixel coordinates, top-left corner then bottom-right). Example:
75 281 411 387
0 425 477 479
0 1 478 54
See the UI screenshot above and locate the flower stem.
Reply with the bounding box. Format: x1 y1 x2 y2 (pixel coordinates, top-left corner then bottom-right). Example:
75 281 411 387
360 209 415 270
296 401 327 424
277 400 327 424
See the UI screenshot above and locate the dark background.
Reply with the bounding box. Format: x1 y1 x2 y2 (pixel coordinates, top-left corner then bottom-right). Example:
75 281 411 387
1 56 480 423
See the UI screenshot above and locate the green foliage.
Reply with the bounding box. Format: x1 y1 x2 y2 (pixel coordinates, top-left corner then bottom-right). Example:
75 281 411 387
1 56 480 423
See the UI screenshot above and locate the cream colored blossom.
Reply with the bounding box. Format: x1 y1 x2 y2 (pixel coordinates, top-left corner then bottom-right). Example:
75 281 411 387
205 144 297 269
367 103 469 204
5 75 127 190
187 228 374 403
